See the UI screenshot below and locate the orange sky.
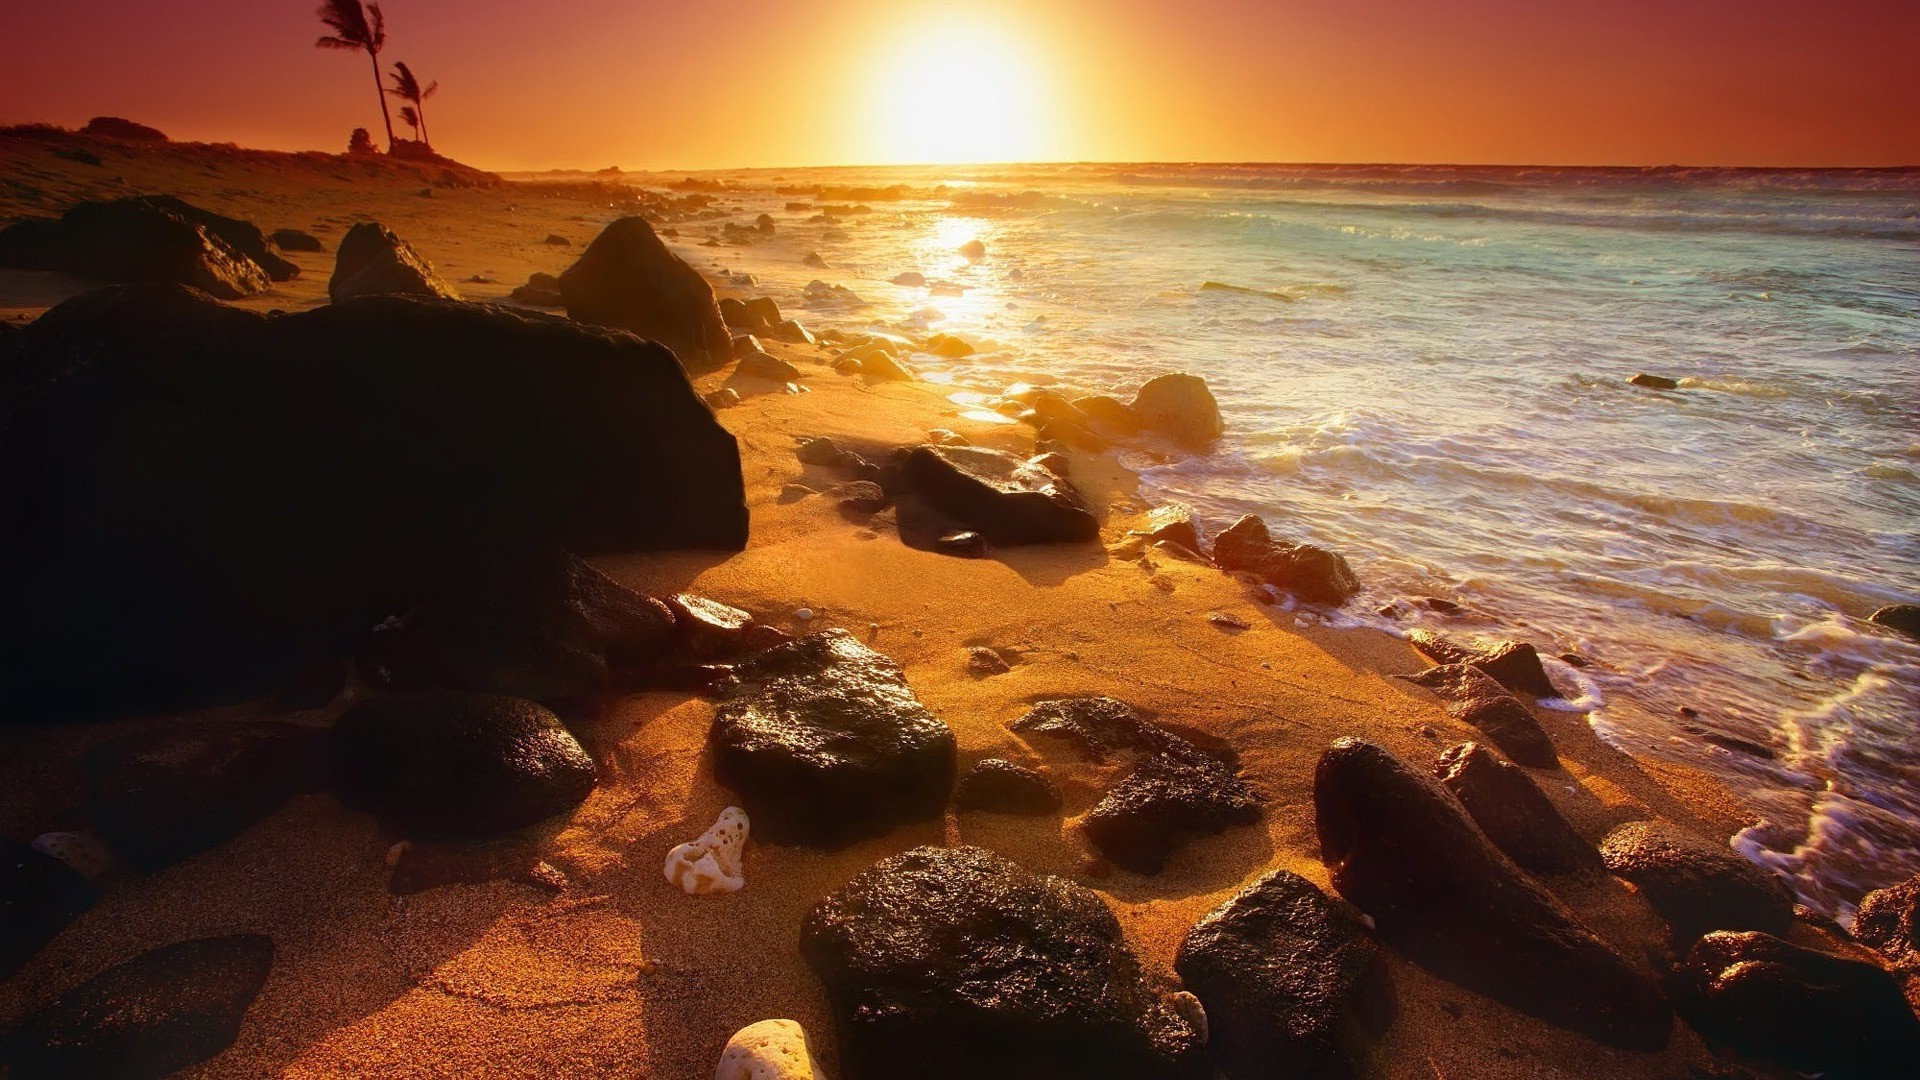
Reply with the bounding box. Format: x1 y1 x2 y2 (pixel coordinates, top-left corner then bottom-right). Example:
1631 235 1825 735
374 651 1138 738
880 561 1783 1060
2 0 1916 169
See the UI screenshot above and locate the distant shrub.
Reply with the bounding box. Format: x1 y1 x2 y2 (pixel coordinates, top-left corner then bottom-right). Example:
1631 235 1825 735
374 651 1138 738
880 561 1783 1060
81 116 168 142
346 127 378 155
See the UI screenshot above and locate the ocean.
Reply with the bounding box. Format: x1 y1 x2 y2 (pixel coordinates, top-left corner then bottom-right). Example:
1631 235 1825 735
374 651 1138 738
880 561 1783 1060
648 161 1920 920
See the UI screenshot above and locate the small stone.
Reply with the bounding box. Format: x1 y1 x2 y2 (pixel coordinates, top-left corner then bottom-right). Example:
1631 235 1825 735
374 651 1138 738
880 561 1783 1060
1208 612 1250 631
716 1019 824 1080
1629 373 1679 390
705 387 741 409
29 831 113 881
667 593 756 660
954 759 1062 815
965 645 1011 676
663 806 749 895
794 608 815 621
935 531 989 558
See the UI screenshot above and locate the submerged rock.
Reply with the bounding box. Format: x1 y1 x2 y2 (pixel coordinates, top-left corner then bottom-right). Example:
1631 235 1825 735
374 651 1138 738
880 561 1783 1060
1676 930 1920 1078
1628 373 1679 390
1868 603 1920 640
0 195 274 299
955 759 1062 815
1313 738 1671 1050
1211 515 1360 606
560 216 732 373
716 1019 824 1080
801 845 1205 1079
1398 664 1558 768
1175 869 1398 1079
709 631 955 847
1131 373 1223 448
1 841 98 980
330 692 597 839
1434 742 1600 874
327 221 457 301
663 806 749 894
5 934 274 1079
1408 630 1559 698
900 445 1099 545
0 288 744 719
1598 820 1794 947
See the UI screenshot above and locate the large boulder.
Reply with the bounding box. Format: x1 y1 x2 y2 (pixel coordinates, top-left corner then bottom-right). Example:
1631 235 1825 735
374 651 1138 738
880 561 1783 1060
1 841 99 980
327 222 457 301
1408 631 1559 698
800 845 1206 1079
709 631 956 847
559 216 733 373
1313 738 1671 1050
0 287 745 719
1175 870 1398 1079
1398 664 1558 768
330 692 597 839
899 445 1099 545
0 196 272 299
85 721 323 871
1433 742 1600 874
1598 820 1794 947
1676 930 1920 1078
4 934 274 1079
1211 515 1359 606
1130 373 1222 448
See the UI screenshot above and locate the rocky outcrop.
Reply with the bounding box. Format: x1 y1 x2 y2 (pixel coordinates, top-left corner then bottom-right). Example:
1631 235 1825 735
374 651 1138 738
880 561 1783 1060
1211 515 1360 606
1313 738 1671 1050
954 759 1063 815
1175 870 1398 1079
1131 373 1223 448
801 845 1206 1079
0 196 275 298
1433 742 1600 874
0 288 745 719
330 692 597 839
1676 930 1920 1078
709 631 955 847
716 1019 824 1080
1398 664 1558 768
327 222 456 300
899 445 1099 545
5 934 274 1079
1408 631 1559 698
1 842 98 979
1598 820 1794 946
559 216 732 373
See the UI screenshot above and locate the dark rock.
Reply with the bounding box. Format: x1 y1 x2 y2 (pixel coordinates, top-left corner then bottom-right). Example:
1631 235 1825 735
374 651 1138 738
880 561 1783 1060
1854 872 1920 970
731 333 765 358
0 196 272 299
900 445 1098 545
1676 930 1920 1078
559 216 733 373
767 318 815 345
708 631 956 847
274 655 346 710
1138 504 1200 551
411 550 676 706
830 480 888 517
1629 373 1679 390
1313 738 1671 1050
119 195 299 282
800 845 1205 1079
543 233 571 246
1419 596 1464 614
1868 603 1920 639
1598 820 1794 947
736 349 802 382
743 296 783 329
1073 394 1143 435
85 721 321 871
796 436 860 469
802 251 828 268
0 288 744 719
666 593 756 659
935 530 988 557
890 271 926 286
719 296 759 332
510 273 564 306
1211 515 1360 606
327 222 456 301
1130 373 1222 448
1398 664 1558 768
965 646 1012 676
1175 870 1398 1079
5 934 274 1080
1 841 98 979
331 692 596 839
955 759 1062 815
756 213 776 232
1409 630 1559 698
81 116 168 141
1030 451 1070 477
1011 695 1162 759
1434 742 1600 874
270 228 324 253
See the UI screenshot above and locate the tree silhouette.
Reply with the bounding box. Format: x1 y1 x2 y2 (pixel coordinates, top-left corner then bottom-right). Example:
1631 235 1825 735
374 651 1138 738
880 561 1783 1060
315 1 394 152
386 62 439 150
397 105 421 142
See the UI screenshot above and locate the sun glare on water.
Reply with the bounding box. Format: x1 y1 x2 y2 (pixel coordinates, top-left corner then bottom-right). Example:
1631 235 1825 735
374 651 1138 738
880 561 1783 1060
868 18 1055 165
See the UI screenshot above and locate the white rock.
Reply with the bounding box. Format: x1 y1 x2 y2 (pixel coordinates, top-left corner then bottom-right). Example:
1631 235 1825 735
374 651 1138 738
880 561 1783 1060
1169 990 1208 1044
32 831 112 880
664 806 749 895
794 607 815 621
715 1019 823 1080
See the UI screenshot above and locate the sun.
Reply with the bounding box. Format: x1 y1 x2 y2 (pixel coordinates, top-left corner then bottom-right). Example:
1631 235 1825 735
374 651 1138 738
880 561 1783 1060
866 18 1056 165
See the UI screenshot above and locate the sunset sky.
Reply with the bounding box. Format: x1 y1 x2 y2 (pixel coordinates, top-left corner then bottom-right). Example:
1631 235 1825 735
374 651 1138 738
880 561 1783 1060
3 0 1916 169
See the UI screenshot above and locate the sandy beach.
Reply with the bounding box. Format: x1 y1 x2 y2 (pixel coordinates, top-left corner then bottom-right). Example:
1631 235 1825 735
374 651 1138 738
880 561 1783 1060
0 130 1910 1079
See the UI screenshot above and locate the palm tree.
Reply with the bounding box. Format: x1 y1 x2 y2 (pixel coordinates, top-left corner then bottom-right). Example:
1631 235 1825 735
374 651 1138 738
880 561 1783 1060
315 1 394 152
397 105 421 143
386 62 439 150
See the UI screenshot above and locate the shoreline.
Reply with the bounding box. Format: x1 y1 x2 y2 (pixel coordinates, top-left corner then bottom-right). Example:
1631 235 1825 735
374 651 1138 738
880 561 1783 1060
0 132 1890 1078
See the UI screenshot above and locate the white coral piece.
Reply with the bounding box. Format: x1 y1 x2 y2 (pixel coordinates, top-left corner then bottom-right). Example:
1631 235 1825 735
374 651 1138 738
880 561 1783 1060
665 806 749 895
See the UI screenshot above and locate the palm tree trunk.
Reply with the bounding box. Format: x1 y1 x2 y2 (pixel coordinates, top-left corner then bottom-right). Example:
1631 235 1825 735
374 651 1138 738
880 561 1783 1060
418 105 431 151
367 49 395 150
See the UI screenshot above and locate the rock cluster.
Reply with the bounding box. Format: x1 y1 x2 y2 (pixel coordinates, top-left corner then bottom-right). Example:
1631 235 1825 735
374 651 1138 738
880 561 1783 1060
0 195 295 298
